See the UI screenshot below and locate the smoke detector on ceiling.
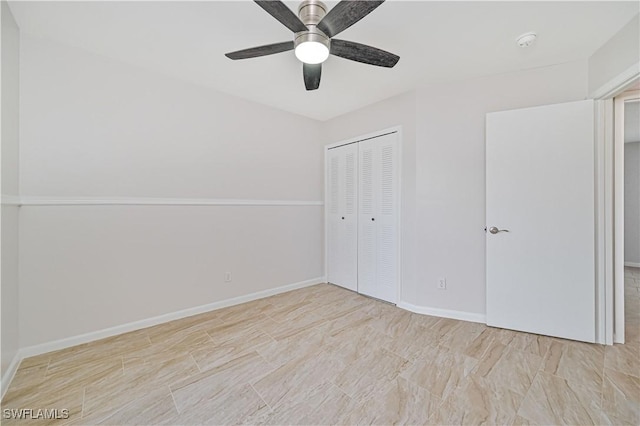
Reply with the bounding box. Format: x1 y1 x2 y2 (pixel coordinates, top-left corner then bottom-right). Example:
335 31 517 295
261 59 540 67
516 32 537 48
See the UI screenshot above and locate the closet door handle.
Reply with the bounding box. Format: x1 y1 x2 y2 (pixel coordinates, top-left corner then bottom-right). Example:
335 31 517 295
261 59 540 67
341 217 345 220
371 218 375 221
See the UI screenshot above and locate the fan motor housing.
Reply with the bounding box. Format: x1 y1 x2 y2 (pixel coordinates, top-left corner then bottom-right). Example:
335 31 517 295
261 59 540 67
295 0 330 51
294 28 330 50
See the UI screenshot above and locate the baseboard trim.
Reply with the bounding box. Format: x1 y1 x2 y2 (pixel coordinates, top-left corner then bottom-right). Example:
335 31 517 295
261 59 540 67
397 301 486 324
1 353 22 400
624 262 640 268
16 277 324 363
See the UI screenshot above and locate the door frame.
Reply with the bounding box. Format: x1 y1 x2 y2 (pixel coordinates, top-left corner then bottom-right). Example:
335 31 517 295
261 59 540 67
613 90 640 344
593 68 639 344
324 125 403 303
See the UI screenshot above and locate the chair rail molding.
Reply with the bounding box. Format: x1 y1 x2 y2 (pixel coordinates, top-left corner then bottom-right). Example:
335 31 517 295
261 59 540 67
15 196 324 207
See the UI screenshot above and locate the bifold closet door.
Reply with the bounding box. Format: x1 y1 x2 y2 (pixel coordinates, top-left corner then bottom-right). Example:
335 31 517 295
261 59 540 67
326 143 358 292
358 133 399 303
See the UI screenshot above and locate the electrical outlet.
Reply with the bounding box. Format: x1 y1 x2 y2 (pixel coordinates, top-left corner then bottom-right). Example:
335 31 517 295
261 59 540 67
438 278 446 290
224 272 232 283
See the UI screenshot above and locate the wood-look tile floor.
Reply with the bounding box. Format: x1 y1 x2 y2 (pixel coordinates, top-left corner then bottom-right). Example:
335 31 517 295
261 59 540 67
4 271 639 425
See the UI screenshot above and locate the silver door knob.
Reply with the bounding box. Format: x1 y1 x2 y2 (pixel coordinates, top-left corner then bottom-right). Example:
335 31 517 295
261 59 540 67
489 226 509 234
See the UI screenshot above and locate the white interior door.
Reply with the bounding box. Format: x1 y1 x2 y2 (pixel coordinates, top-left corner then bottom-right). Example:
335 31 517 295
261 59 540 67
358 133 399 303
486 100 596 342
326 143 358 291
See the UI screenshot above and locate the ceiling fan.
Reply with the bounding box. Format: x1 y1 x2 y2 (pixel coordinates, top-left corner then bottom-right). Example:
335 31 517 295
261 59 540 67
225 0 400 91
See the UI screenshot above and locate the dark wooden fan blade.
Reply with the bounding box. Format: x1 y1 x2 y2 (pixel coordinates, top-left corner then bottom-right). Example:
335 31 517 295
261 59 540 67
330 39 399 67
303 63 321 90
317 0 385 38
225 41 294 60
254 1 308 33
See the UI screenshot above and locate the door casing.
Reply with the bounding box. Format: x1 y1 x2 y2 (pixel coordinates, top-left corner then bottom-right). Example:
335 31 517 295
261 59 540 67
592 69 639 345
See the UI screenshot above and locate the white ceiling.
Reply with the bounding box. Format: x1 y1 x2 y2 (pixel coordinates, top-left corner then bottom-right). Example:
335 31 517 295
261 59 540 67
8 1 639 121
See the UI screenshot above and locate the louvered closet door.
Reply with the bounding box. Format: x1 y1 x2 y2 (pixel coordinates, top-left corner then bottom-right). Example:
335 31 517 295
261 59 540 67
326 144 358 291
358 133 399 303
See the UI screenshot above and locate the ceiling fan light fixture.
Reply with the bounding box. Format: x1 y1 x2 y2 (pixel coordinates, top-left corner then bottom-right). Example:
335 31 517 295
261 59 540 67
225 0 399 90
294 29 330 64
295 41 329 64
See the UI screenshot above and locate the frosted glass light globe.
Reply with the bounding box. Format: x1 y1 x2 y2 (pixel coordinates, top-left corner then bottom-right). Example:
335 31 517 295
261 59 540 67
295 41 329 64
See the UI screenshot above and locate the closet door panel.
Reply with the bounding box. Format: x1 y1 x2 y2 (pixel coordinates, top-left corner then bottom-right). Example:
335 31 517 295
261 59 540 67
375 137 399 303
342 147 358 291
357 133 399 303
358 142 378 298
326 144 358 292
327 152 342 285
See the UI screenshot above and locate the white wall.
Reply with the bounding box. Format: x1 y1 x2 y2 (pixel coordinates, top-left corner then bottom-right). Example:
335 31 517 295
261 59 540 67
588 14 639 96
19 36 325 347
625 142 640 265
19 205 322 346
1 0 21 381
324 60 588 318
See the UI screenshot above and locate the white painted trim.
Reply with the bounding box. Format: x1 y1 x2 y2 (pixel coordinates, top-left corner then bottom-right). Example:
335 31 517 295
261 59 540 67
324 148 329 282
396 128 404 305
614 94 624 344
625 262 640 268
397 301 486 324
604 97 615 345
593 66 639 345
325 125 402 150
13 277 324 367
613 91 639 344
594 100 606 345
0 353 22 400
590 62 640 100
595 99 615 345
17 197 323 207
0 194 20 205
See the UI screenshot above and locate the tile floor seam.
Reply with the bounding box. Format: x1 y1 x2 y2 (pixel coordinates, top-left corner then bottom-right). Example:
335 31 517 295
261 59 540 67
189 353 202 373
203 329 217 345
544 367 607 399
81 386 86 419
253 349 277 373
44 357 52 378
613 368 640 379
168 384 181 416
382 346 413 366
513 368 538 423
249 381 273 413
258 316 279 341
329 377 355 401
